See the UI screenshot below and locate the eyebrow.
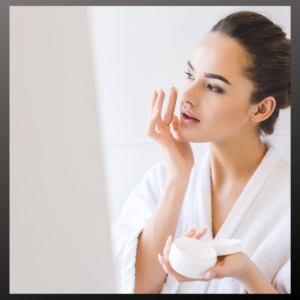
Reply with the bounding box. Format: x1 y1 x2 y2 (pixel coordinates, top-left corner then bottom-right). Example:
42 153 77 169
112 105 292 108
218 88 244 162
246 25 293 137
187 60 232 85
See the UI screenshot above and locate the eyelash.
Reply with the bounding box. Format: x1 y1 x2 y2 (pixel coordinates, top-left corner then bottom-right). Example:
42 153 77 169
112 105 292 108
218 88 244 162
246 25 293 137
184 71 224 93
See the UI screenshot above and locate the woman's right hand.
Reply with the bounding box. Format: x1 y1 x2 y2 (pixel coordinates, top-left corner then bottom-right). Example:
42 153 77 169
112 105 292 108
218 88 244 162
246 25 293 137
158 226 211 283
145 85 194 180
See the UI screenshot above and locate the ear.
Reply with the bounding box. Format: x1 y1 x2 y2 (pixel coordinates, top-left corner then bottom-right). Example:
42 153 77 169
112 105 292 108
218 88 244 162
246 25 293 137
250 96 276 123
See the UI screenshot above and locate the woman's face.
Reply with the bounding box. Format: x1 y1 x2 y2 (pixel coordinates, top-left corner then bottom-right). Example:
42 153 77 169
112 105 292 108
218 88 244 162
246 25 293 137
178 32 257 143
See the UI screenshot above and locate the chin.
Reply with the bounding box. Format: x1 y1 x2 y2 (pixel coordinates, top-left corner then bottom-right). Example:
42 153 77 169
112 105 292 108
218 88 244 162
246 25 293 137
178 125 211 143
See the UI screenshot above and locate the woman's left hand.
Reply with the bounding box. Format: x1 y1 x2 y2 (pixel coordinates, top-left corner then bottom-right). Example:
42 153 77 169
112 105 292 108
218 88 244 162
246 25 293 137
158 227 251 283
203 251 251 281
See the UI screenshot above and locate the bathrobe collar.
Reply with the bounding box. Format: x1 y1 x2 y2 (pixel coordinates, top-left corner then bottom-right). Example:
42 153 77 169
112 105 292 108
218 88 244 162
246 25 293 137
196 139 281 241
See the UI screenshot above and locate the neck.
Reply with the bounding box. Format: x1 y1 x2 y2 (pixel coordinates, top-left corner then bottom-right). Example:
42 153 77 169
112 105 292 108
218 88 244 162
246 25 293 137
209 134 267 186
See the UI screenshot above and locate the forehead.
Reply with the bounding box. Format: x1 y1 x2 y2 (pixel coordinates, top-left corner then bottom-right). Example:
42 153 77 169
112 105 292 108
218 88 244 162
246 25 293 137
190 32 248 79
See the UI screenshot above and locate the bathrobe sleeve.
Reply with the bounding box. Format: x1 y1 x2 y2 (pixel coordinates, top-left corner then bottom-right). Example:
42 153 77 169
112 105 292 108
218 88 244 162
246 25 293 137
110 161 167 293
273 259 291 294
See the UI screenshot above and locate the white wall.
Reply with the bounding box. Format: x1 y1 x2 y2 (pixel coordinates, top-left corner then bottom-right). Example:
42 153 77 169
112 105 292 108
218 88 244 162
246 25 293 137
10 7 116 293
87 6 291 225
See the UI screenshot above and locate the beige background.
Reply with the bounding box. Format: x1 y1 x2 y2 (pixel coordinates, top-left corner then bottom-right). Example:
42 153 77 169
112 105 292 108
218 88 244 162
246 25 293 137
10 7 116 293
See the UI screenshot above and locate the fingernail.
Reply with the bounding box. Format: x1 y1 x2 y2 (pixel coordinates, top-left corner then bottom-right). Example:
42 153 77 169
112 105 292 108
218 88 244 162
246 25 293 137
205 271 217 279
170 84 174 94
166 235 172 246
200 225 207 232
158 253 162 265
159 88 162 93
174 88 178 95
188 225 196 233
152 89 156 96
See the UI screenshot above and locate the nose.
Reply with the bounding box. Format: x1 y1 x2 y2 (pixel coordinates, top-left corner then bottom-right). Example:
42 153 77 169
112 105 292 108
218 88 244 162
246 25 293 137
181 82 201 107
181 97 195 107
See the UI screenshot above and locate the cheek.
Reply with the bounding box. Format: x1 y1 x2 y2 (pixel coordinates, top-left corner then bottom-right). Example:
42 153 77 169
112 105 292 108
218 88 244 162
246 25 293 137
206 98 248 129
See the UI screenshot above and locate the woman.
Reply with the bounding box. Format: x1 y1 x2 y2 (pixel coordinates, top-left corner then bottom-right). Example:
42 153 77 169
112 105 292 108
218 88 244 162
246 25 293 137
111 11 290 294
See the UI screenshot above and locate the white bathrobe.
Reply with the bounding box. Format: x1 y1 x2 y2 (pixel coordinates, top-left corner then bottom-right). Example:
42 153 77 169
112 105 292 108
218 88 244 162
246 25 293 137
111 140 290 294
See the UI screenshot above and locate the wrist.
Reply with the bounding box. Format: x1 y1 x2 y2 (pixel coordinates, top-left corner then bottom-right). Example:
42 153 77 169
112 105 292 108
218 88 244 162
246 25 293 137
163 175 190 200
235 257 278 294
166 174 190 185
167 167 191 182
235 256 254 283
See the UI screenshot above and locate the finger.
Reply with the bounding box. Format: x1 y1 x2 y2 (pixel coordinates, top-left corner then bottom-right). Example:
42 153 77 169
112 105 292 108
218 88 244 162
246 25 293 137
204 264 235 280
163 84 177 125
160 256 199 283
171 114 179 131
163 235 173 259
159 254 211 283
160 256 190 283
145 109 161 140
170 115 181 140
193 226 207 240
181 225 196 238
149 90 157 118
198 278 213 282
155 111 166 134
153 89 165 119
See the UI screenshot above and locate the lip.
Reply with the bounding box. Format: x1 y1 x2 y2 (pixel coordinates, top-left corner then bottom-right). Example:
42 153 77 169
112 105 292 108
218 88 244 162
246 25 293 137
181 113 200 125
180 108 200 121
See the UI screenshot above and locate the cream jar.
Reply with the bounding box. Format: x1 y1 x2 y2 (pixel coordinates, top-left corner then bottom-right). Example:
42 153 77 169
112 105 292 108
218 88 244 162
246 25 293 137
169 237 241 279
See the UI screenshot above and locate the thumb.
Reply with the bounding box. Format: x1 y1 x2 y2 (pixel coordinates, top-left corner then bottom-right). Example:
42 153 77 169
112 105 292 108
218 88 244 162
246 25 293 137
204 265 233 280
170 114 180 139
171 114 179 130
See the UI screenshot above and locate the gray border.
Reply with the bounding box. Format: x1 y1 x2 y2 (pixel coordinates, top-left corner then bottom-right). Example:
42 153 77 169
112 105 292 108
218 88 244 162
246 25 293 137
3 0 296 295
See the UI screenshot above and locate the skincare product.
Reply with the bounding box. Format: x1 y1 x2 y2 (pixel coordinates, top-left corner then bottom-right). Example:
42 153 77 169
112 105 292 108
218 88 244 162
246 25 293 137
169 237 241 279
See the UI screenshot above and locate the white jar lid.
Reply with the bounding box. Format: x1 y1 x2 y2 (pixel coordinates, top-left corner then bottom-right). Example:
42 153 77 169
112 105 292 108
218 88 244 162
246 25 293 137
171 237 217 265
204 239 241 256
169 238 241 279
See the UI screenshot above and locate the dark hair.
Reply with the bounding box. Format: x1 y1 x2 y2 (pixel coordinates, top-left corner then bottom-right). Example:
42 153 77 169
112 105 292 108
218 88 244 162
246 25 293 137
211 11 291 135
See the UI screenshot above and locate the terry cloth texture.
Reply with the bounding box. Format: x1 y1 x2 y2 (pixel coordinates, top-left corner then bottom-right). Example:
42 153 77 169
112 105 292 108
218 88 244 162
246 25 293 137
111 140 290 294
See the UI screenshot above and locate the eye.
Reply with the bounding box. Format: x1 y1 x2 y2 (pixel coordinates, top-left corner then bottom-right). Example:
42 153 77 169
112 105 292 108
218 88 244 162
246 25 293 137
184 71 194 80
184 71 224 94
207 83 223 93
